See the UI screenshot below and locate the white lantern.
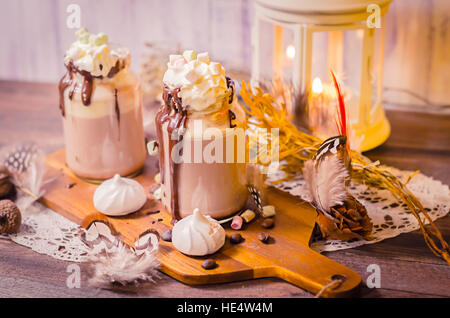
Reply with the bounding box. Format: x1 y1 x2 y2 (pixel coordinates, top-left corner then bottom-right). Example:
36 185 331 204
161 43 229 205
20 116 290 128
252 0 392 151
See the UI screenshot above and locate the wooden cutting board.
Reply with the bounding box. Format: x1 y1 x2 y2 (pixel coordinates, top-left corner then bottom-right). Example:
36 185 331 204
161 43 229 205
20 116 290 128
41 149 361 297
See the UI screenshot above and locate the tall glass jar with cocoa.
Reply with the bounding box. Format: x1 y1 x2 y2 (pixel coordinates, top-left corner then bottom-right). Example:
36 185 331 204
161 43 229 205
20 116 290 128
59 29 146 182
155 50 248 220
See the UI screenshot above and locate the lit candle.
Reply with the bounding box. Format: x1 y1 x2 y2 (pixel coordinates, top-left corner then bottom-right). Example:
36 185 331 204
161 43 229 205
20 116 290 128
286 45 295 59
308 77 350 139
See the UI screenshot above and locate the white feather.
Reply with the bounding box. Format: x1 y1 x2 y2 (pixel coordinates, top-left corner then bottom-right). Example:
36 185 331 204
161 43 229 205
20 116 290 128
87 240 160 287
302 156 349 214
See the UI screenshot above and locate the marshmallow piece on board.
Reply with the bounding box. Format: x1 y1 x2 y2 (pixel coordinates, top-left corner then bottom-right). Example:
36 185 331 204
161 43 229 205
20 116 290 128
231 216 243 230
153 186 162 200
262 205 276 218
241 209 256 223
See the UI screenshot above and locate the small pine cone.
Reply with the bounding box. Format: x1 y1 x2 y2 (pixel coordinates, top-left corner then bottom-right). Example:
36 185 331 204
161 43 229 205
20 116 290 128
315 195 373 241
0 200 22 234
0 166 16 200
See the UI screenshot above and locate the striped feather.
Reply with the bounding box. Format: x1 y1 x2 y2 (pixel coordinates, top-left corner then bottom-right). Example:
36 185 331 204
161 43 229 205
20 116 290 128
302 155 349 214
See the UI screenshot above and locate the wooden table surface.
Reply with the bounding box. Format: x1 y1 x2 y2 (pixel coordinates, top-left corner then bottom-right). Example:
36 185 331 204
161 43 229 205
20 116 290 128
0 80 449 298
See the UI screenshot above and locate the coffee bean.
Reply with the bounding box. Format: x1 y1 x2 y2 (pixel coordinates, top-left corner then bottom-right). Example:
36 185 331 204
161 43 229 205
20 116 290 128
230 233 243 244
201 259 217 270
258 232 270 243
161 229 172 242
145 210 160 216
261 218 274 229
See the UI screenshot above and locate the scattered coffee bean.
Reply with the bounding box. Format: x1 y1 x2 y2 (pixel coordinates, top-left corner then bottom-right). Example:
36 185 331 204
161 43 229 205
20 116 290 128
258 232 270 243
65 183 76 189
230 233 243 244
261 218 274 229
201 259 217 270
161 229 172 242
145 210 160 216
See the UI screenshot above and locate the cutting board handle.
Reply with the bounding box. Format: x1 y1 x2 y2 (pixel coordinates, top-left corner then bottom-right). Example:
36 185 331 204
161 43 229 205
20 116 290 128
268 245 361 297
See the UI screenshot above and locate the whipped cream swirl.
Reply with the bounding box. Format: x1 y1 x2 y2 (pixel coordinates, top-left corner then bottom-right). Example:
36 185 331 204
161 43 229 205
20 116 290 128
171 208 226 256
163 50 231 114
64 28 130 77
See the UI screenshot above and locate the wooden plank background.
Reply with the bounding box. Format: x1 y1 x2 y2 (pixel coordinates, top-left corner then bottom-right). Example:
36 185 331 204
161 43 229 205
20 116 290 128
0 0 448 109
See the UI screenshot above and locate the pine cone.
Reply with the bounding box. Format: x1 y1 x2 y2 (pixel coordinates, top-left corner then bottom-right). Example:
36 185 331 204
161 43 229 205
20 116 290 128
0 199 21 234
315 195 373 241
0 165 16 200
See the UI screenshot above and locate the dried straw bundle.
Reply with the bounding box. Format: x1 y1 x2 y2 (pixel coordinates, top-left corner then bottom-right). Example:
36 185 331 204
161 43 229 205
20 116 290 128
239 81 450 264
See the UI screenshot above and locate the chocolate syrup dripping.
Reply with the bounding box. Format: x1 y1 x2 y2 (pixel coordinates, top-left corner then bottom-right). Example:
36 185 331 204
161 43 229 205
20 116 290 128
80 71 94 105
107 60 122 78
156 86 187 221
228 110 237 128
226 77 236 127
226 76 234 104
58 60 121 116
68 83 76 100
58 62 75 117
114 88 120 126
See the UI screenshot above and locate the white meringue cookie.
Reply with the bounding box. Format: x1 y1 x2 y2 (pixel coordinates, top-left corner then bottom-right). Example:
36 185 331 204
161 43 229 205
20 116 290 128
93 174 147 216
172 208 226 256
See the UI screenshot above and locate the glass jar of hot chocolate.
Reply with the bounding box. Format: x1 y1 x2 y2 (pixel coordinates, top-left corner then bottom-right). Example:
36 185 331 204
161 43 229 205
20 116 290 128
156 50 248 220
59 29 146 182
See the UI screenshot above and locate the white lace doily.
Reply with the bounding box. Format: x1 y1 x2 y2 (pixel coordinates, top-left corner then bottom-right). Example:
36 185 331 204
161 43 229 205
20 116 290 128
4 198 89 262
3 166 449 261
273 166 450 252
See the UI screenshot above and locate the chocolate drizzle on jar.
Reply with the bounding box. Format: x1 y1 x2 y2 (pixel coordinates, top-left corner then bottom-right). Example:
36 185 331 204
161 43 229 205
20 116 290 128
114 88 120 126
107 60 123 79
226 76 234 104
156 86 187 221
225 77 236 128
114 88 121 140
228 110 236 128
58 60 126 117
58 62 75 117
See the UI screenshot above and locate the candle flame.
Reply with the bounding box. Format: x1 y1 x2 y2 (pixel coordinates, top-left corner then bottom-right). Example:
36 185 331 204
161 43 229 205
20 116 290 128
286 45 295 59
312 77 323 94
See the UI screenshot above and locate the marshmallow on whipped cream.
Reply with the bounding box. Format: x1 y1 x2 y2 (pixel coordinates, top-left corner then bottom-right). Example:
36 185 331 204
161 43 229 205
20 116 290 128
93 174 147 216
171 208 226 256
64 28 130 77
162 50 231 115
